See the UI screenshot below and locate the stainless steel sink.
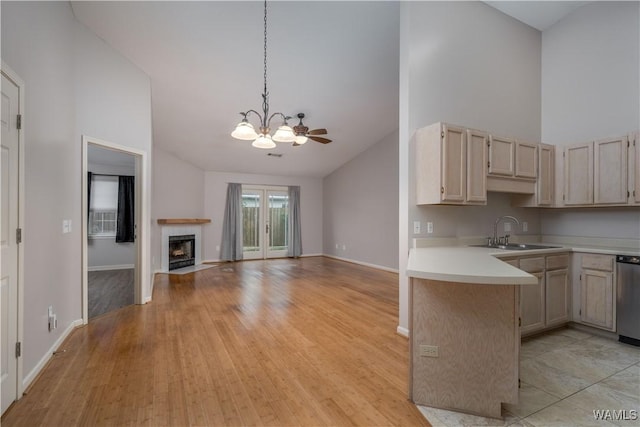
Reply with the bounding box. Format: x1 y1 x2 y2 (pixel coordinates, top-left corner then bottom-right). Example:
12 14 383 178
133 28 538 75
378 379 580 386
470 243 560 251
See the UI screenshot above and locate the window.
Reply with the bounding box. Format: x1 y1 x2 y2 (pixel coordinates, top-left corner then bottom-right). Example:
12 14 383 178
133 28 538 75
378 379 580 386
89 175 118 237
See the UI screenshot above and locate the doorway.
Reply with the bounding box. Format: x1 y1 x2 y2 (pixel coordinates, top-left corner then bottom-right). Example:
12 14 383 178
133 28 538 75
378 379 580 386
242 186 289 259
1 65 24 415
82 137 144 323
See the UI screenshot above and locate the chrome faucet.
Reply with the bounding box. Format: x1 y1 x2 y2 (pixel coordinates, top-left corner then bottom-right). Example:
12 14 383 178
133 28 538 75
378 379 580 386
492 215 520 245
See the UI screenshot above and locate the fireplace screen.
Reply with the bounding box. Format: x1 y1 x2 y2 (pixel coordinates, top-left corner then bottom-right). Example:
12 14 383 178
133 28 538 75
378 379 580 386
168 234 195 271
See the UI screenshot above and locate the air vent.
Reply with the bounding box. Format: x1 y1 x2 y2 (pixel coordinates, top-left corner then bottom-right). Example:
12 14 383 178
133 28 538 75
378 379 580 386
267 153 283 158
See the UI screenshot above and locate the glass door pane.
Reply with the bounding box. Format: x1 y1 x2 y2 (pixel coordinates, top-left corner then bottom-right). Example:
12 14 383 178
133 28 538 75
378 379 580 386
242 190 262 259
267 191 289 258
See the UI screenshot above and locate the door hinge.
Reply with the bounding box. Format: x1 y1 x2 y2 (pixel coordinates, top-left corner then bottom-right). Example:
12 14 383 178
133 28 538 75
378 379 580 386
16 228 22 244
16 114 22 130
487 161 490 168
441 186 444 194
518 317 521 327
487 141 491 147
579 309 582 316
15 342 21 358
563 194 565 201
441 131 445 138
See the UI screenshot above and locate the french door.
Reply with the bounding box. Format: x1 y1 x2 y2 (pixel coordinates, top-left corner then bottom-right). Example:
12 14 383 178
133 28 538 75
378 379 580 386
242 187 289 260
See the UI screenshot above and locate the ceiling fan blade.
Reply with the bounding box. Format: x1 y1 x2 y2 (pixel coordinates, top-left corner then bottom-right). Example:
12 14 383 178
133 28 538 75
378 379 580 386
307 128 328 136
309 136 332 144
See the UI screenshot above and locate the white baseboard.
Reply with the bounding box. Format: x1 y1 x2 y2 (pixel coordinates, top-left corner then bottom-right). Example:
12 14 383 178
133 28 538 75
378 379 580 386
323 254 399 274
23 318 83 391
88 264 134 272
397 326 409 338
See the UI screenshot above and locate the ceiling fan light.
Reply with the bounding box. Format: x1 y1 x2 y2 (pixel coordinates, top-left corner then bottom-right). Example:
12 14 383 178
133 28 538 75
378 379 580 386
294 135 308 145
252 133 276 149
272 125 296 143
231 121 259 140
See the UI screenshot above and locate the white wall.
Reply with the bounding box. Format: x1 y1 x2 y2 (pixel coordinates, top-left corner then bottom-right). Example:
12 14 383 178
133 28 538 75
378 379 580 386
323 131 399 270
1 1 152 386
151 148 205 272
540 1 640 240
399 1 543 332
203 172 323 261
74 20 153 301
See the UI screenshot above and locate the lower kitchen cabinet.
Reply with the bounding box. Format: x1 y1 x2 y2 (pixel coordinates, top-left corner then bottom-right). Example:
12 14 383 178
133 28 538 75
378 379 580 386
545 268 570 326
512 253 571 336
579 254 616 331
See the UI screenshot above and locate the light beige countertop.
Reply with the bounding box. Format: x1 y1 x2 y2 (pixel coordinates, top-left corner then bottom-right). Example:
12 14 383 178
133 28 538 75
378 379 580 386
407 246 551 285
408 236 640 285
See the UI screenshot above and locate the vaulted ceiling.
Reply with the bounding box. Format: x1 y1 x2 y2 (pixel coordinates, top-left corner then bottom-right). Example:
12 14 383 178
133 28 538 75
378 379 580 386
71 1 588 177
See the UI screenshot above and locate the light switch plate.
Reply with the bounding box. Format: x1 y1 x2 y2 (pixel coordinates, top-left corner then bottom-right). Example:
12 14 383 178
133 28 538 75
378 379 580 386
413 221 421 234
504 222 511 232
427 222 434 234
522 222 528 232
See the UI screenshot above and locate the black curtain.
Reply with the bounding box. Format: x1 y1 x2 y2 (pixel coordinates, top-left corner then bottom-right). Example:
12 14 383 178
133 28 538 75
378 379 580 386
116 176 135 243
87 172 93 220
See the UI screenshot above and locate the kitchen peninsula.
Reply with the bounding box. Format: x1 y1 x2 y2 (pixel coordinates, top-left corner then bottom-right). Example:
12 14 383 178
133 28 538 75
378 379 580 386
407 246 543 419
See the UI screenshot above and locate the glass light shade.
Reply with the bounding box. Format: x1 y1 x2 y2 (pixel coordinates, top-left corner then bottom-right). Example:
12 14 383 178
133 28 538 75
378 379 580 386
272 125 296 143
252 133 276 149
231 121 259 140
294 135 308 145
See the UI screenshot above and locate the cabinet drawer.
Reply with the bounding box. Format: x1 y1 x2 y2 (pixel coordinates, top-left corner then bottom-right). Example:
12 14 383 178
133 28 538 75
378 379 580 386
519 257 545 273
581 254 614 272
546 254 569 270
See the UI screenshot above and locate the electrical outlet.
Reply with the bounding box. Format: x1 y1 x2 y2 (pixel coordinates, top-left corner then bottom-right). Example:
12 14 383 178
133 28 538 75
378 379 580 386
342 245 346 251
413 221 421 234
504 222 511 232
427 222 434 234
419 345 439 358
216 245 220 252
335 243 339 249
522 222 528 232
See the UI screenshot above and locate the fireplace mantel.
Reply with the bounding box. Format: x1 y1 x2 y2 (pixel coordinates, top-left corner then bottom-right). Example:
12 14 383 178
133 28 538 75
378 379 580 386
157 218 211 225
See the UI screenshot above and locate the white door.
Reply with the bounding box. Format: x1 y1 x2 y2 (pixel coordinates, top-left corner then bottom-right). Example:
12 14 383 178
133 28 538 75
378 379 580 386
1 72 20 414
242 188 289 260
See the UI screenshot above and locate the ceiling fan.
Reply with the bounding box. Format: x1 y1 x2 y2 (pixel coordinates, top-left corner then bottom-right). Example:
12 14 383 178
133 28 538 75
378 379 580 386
292 113 332 146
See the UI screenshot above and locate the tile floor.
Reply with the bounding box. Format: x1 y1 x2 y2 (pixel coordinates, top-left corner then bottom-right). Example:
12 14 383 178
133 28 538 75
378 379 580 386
417 327 640 426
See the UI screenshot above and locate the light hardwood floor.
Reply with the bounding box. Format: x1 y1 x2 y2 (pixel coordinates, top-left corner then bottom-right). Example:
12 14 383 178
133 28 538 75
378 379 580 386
2 257 429 426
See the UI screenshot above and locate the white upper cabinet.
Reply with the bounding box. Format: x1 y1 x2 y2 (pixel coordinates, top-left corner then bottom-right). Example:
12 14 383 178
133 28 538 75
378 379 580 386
630 132 640 204
594 136 628 204
564 142 594 205
415 123 487 205
564 136 630 206
466 129 488 204
488 135 515 177
537 144 555 206
515 141 538 179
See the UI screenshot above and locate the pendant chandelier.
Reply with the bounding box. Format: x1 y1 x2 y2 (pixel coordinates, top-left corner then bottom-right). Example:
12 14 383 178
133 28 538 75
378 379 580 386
231 0 296 149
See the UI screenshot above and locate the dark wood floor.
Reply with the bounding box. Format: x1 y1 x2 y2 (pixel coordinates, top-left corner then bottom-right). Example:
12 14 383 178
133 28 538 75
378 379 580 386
88 269 135 319
2 257 429 426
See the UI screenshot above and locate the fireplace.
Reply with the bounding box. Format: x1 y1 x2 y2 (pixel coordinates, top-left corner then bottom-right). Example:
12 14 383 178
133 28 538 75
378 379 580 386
168 234 195 271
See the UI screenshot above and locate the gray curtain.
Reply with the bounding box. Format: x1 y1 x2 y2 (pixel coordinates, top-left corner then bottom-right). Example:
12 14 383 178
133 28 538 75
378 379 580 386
220 183 243 261
287 186 302 257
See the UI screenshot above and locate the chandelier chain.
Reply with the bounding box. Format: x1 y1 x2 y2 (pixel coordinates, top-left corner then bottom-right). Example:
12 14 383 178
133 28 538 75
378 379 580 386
263 0 268 99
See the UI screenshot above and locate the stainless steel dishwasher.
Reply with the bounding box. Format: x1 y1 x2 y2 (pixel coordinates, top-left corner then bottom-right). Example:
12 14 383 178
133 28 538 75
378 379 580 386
617 255 640 346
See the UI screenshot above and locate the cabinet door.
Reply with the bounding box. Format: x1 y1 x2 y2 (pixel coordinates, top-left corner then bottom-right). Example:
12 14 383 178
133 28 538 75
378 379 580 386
441 124 466 203
546 269 569 327
594 136 628 204
515 141 537 179
488 135 515 176
564 142 593 205
538 144 554 206
634 134 640 203
466 129 487 204
580 269 614 331
520 272 545 335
